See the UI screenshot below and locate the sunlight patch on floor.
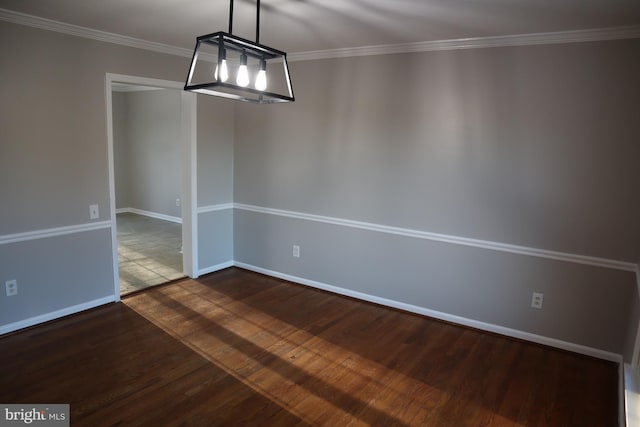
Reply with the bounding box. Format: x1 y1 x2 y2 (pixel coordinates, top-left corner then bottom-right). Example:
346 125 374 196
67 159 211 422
124 279 522 426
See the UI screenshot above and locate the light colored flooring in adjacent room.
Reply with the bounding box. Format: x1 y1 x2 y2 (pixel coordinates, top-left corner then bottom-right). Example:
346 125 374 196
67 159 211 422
116 212 184 295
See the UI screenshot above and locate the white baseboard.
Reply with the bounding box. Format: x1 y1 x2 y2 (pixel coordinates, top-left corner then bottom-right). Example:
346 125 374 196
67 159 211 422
198 261 234 276
0 296 115 336
233 261 622 363
116 207 182 224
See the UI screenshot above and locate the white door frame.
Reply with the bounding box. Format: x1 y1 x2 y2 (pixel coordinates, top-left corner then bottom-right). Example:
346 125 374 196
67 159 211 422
105 73 198 301
633 267 640 367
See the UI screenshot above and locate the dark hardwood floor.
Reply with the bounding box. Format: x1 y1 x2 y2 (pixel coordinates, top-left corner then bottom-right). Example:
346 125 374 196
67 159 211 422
0 267 618 426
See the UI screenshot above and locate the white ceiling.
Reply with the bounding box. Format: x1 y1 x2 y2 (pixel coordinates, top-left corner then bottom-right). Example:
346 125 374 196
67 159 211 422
1 0 639 54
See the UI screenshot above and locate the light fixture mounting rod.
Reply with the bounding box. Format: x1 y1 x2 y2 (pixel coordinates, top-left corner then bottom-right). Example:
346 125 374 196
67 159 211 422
228 0 234 34
256 0 261 44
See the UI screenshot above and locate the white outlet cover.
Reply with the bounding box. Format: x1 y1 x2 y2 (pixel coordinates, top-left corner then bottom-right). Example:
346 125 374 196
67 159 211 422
6 280 18 296
293 245 300 258
90 204 99 219
531 292 544 309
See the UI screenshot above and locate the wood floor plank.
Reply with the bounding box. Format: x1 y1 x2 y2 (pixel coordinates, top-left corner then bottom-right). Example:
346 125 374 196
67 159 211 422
0 267 618 426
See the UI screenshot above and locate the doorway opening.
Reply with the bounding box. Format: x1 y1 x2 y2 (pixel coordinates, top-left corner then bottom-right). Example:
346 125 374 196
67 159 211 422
106 74 198 300
115 209 184 294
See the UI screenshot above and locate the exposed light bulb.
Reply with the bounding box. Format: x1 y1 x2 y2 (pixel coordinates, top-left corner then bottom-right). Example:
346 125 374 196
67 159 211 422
255 70 267 91
214 59 229 82
237 65 249 87
237 53 250 87
255 60 267 91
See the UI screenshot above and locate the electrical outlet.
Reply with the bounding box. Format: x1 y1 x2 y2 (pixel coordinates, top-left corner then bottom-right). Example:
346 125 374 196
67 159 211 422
89 204 99 219
176 198 181 207
5 280 18 297
293 245 300 258
531 292 544 309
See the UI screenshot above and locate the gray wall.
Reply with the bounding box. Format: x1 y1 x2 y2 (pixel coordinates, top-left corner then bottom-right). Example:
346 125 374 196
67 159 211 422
112 92 130 210
234 40 640 360
0 21 233 331
0 23 189 235
113 89 182 218
235 41 640 262
197 95 235 270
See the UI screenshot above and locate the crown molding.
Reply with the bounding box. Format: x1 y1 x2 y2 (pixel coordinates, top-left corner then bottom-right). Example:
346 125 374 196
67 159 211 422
0 8 193 58
288 26 640 61
2 8 640 62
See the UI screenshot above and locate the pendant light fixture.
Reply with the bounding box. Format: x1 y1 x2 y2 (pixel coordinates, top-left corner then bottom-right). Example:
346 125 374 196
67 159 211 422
184 0 295 104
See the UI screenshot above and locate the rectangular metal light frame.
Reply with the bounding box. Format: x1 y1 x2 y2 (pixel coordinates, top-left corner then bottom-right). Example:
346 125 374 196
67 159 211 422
184 31 295 104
